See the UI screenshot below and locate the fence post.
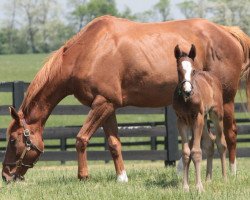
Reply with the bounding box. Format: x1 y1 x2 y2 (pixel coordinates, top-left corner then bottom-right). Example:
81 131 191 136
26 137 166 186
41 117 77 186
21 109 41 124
60 138 67 164
164 106 179 166
12 81 25 109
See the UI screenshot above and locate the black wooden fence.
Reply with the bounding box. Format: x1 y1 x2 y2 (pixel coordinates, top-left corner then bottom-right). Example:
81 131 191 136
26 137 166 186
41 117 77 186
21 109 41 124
0 81 249 165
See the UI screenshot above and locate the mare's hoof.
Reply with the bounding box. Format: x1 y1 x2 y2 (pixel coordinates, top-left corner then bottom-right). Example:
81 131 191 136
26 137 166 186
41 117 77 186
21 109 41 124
117 170 128 183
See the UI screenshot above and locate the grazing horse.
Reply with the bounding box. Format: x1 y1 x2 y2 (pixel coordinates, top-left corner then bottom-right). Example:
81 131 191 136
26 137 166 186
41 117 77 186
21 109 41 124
172 44 227 192
2 16 250 182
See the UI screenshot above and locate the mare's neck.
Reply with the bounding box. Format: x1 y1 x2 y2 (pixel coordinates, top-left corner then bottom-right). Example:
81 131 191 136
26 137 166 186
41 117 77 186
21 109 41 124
20 79 71 127
20 51 72 127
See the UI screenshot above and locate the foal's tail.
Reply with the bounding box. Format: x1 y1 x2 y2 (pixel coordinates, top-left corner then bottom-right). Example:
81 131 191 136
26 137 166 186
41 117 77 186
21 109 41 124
221 25 250 108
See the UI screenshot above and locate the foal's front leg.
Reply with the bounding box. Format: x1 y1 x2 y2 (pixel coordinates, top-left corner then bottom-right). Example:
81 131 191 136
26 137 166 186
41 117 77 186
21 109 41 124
191 113 204 192
76 95 115 180
177 119 191 192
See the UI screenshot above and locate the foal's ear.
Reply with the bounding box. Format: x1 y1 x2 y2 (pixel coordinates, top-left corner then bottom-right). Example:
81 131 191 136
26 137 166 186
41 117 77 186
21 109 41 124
174 45 182 60
9 106 20 121
188 44 196 60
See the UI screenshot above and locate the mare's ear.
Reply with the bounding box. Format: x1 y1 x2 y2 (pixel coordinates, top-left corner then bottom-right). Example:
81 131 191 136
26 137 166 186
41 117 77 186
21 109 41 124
174 45 182 60
188 44 196 60
9 106 19 121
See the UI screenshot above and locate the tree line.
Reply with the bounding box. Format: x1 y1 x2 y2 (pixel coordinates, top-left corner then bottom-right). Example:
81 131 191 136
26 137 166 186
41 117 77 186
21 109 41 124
0 0 249 54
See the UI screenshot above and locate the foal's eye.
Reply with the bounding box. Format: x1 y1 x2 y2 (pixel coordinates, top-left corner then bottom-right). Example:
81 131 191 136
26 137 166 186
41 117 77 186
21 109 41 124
10 139 16 145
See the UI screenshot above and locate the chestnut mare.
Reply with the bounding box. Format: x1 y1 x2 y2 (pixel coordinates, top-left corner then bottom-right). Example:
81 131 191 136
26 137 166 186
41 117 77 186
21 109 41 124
173 45 227 192
2 16 250 182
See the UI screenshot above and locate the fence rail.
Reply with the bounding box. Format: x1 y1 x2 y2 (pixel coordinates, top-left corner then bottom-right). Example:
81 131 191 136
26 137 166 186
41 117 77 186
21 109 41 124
0 81 249 164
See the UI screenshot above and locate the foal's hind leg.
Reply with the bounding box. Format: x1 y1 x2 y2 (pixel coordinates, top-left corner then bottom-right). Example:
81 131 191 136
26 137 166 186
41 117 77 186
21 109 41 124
76 95 115 180
210 111 227 179
202 119 215 181
103 112 128 182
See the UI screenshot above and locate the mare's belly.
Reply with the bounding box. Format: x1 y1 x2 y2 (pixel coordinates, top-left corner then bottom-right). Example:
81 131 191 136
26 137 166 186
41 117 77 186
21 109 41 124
122 80 177 107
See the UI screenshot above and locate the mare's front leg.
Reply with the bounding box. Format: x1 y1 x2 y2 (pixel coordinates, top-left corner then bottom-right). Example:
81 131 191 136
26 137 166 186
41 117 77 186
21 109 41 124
177 119 191 192
223 102 237 175
76 95 115 180
103 112 128 182
191 113 204 192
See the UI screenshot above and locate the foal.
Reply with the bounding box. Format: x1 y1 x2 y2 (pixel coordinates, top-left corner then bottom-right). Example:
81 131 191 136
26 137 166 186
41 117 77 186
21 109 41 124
172 45 227 192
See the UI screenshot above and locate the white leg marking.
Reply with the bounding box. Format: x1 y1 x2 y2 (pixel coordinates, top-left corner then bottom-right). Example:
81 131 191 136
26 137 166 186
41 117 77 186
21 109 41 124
230 158 237 175
117 170 128 182
176 157 183 176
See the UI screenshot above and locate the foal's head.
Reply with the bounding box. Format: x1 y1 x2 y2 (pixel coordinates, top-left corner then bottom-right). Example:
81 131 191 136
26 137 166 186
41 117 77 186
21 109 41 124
174 44 196 100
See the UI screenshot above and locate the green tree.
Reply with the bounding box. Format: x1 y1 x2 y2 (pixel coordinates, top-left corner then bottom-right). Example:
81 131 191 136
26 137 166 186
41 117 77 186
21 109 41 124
208 0 250 33
154 0 171 21
177 0 209 18
119 6 137 20
70 0 118 31
178 0 250 34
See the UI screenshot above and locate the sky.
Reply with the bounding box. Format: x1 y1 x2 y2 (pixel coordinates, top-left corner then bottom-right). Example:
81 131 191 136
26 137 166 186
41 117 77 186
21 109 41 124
116 0 183 19
0 0 184 21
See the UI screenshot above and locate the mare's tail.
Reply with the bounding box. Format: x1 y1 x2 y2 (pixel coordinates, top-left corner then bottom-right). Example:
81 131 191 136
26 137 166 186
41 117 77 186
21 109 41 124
221 25 250 109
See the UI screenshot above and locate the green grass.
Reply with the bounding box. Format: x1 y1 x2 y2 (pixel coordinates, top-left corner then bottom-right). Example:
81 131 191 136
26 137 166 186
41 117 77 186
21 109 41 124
0 54 48 81
0 159 249 200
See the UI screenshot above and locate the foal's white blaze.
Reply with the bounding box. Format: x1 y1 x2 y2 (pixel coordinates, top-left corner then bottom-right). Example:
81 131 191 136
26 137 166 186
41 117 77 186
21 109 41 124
181 61 193 93
117 170 128 182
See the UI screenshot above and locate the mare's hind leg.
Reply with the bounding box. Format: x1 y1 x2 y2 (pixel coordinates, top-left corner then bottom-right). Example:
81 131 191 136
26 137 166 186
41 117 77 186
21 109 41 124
103 112 128 182
223 102 237 175
76 95 115 180
202 119 215 181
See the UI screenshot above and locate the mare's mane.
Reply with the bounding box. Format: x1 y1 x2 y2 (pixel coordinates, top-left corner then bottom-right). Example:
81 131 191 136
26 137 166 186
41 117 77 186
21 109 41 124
20 16 101 112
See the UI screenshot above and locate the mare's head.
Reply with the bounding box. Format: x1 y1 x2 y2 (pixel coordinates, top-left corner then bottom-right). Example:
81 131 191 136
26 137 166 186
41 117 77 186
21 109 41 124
2 107 44 182
174 44 196 100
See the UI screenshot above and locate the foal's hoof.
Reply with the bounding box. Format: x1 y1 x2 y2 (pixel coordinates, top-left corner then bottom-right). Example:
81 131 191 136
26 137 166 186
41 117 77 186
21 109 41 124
196 184 204 193
78 174 89 181
183 185 189 192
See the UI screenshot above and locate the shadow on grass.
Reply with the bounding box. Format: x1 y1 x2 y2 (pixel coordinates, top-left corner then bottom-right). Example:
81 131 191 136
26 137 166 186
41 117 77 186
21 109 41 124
144 170 180 189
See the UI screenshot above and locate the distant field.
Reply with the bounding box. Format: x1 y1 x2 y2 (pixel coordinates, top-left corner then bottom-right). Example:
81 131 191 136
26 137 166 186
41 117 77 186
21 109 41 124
0 53 48 81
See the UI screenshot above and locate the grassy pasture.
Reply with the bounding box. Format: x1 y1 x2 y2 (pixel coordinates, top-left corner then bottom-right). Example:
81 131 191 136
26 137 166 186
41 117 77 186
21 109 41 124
0 159 249 200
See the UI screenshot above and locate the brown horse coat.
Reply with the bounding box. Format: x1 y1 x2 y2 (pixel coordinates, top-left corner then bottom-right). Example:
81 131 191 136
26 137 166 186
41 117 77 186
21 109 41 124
172 45 227 191
2 16 250 181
